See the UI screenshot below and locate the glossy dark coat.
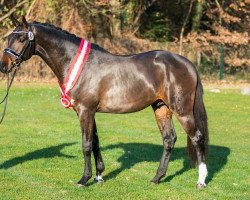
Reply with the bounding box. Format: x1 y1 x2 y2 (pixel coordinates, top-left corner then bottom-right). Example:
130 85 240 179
0 17 208 188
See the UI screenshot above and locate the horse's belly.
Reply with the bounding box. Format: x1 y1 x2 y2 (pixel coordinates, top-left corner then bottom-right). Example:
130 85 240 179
97 99 153 113
97 87 157 114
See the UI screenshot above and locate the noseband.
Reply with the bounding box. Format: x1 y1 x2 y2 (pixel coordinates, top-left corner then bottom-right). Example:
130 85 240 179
4 27 34 71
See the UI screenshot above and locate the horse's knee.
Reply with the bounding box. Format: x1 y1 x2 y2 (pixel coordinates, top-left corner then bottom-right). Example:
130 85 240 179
83 142 92 155
83 149 92 159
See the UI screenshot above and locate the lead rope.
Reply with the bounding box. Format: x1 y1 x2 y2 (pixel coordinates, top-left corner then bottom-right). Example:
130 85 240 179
0 69 17 124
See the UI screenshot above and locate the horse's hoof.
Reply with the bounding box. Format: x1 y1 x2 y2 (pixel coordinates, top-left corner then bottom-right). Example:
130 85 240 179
150 178 159 185
76 183 86 188
94 175 104 184
77 180 87 188
150 181 157 186
196 182 206 189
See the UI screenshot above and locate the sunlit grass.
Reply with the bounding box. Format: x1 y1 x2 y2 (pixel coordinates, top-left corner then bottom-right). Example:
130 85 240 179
0 83 249 199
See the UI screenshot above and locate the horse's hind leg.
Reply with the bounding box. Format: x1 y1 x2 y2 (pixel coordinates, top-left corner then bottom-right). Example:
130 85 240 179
176 113 208 188
92 119 105 183
151 102 177 184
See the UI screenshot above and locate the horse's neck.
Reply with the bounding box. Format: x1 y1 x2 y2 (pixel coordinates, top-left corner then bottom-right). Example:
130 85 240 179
33 24 80 83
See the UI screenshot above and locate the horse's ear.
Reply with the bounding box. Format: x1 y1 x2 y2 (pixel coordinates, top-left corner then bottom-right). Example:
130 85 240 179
10 14 19 26
22 16 28 29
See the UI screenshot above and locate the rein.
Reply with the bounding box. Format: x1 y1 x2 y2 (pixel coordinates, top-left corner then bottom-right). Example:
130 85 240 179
0 69 17 124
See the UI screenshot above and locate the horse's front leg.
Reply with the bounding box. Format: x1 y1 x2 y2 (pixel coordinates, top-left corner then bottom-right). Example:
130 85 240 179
93 119 105 183
77 109 95 187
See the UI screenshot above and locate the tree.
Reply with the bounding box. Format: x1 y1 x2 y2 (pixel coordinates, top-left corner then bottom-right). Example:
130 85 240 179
192 0 205 32
185 0 250 72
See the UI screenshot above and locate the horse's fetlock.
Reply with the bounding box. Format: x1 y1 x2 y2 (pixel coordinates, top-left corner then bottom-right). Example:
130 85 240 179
158 170 166 177
97 162 105 172
84 173 92 180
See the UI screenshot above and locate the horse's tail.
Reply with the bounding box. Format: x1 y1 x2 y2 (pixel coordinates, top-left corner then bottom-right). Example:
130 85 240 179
187 75 209 167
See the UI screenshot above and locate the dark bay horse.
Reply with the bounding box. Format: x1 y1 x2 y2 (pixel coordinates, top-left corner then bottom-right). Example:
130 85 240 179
0 16 209 188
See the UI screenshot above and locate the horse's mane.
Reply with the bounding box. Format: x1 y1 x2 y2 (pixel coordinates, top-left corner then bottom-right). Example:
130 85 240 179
31 21 109 53
32 21 79 40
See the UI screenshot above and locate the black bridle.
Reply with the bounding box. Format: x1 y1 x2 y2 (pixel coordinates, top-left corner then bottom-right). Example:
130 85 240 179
4 26 34 72
0 26 34 124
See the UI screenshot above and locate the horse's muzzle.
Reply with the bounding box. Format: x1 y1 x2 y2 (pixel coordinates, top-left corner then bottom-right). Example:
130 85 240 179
0 54 12 74
0 61 8 74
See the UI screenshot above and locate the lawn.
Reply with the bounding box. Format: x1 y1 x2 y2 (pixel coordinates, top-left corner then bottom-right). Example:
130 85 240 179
0 83 249 200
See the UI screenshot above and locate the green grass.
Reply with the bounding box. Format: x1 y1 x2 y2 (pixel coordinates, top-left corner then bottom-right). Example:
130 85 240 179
0 83 249 200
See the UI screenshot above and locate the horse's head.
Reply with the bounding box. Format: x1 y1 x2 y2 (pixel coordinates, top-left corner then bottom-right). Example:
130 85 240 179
0 15 35 74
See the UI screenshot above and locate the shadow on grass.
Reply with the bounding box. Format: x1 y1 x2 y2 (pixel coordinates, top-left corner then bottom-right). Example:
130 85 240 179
102 143 230 184
0 141 230 185
0 142 76 169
